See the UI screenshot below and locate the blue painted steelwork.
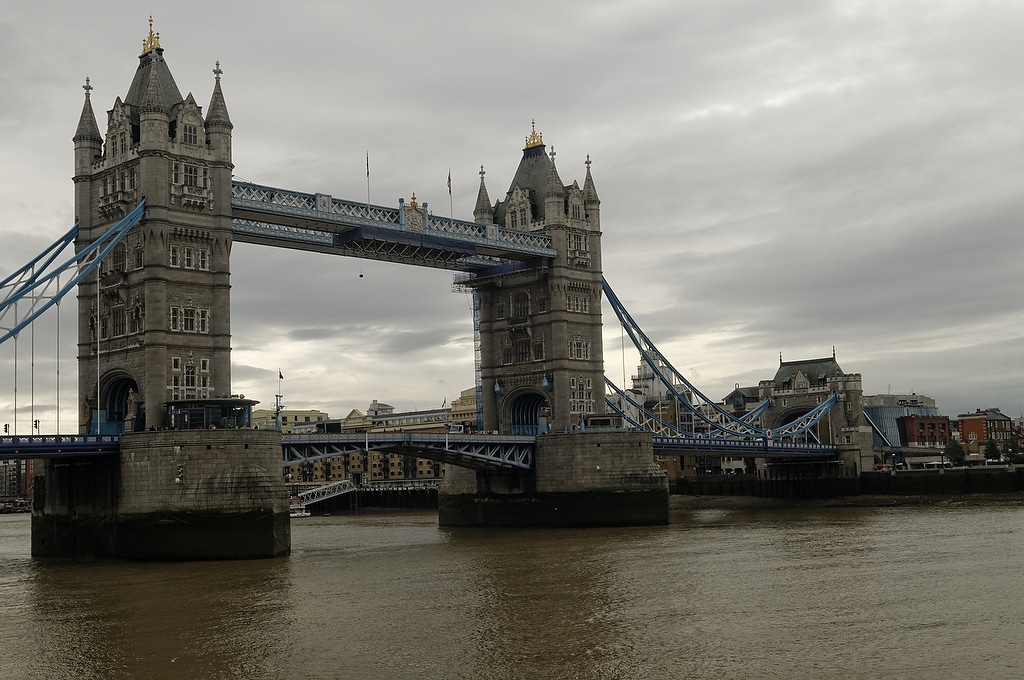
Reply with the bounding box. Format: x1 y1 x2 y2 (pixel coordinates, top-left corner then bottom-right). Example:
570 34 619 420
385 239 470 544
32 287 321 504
281 432 534 471
0 434 120 459
602 277 836 439
231 180 556 272
652 435 837 457
1 200 146 345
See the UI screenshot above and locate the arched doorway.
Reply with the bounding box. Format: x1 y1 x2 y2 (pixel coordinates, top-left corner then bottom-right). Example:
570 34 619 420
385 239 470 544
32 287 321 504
507 391 550 436
771 406 828 444
99 372 141 434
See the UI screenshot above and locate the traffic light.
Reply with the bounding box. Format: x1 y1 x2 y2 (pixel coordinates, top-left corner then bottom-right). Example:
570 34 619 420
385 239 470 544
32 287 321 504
2 424 7 434
33 419 40 432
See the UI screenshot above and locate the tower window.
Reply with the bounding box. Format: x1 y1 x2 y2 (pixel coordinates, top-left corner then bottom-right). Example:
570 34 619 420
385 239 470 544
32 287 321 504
198 249 209 270
172 163 180 184
182 124 198 145
511 292 529 318
184 166 199 187
169 246 179 267
183 308 196 332
184 248 194 269
111 306 126 337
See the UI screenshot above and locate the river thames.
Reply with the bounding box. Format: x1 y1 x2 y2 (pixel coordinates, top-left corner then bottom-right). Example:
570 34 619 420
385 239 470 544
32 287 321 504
1 500 1021 679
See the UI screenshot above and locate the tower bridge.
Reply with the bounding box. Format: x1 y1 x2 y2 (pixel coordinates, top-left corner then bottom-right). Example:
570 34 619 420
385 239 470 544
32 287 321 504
0 23 869 559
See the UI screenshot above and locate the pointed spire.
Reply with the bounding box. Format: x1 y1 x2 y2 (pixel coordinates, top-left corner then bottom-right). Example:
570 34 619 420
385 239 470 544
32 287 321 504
140 64 167 115
74 77 102 143
544 146 563 198
474 165 493 223
206 61 232 128
583 154 600 204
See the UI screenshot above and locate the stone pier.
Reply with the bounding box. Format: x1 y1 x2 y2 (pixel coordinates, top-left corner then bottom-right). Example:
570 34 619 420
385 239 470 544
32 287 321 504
32 430 289 560
439 430 669 527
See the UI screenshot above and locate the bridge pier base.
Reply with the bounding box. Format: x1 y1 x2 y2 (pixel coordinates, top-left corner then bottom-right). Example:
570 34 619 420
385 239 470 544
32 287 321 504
32 430 290 560
439 431 669 527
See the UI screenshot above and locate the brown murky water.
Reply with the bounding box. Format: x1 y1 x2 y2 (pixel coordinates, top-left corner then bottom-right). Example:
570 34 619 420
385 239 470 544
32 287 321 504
1 502 1021 679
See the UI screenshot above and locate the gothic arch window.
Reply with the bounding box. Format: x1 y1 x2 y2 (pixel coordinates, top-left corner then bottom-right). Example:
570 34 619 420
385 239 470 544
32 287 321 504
111 245 127 272
511 292 529 318
519 208 527 226
509 210 517 229
182 123 198 145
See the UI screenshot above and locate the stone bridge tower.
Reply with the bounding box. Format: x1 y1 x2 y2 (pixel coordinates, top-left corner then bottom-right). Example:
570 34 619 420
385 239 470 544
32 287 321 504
470 123 605 435
73 22 234 432
759 355 874 471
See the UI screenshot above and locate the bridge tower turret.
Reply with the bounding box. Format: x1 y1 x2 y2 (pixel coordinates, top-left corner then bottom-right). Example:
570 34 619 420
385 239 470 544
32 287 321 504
473 122 606 435
74 21 234 432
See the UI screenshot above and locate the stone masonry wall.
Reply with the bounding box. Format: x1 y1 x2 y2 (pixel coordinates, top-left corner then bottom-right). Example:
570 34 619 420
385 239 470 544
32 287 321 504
534 431 667 494
118 429 287 515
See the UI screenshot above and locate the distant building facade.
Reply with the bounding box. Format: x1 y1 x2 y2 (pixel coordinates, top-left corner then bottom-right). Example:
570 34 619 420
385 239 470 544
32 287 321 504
863 393 939 448
252 408 328 433
896 414 951 448
957 408 1013 451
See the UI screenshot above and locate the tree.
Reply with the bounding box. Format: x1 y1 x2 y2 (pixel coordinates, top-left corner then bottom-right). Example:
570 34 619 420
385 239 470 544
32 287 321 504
1003 440 1023 464
944 439 966 466
983 439 1001 461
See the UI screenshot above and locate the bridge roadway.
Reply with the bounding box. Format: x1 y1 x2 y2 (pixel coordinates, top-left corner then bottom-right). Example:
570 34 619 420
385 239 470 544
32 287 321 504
230 180 557 272
2 432 838 467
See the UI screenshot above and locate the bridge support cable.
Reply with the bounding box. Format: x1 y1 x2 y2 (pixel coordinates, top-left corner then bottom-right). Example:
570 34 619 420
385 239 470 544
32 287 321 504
604 377 697 436
602 277 835 440
862 409 895 449
1 200 146 345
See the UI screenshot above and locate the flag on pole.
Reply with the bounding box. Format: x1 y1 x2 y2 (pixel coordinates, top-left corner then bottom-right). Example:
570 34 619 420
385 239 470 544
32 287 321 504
279 369 284 380
447 169 451 195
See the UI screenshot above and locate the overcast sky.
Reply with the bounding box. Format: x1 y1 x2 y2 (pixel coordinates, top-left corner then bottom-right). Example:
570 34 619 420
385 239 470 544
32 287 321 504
1 1 1022 432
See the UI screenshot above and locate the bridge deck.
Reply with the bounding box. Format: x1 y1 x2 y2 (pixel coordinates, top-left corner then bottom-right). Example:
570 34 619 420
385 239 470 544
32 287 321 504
0 432 839 465
0 435 120 459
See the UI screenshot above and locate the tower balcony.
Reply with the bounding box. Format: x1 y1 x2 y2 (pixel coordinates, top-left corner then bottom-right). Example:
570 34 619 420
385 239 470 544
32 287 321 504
98 189 141 219
172 184 213 211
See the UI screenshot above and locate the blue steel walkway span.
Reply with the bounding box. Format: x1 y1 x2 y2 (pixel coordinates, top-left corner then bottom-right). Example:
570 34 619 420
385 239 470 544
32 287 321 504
652 436 838 458
230 180 556 272
282 432 535 472
0 434 120 459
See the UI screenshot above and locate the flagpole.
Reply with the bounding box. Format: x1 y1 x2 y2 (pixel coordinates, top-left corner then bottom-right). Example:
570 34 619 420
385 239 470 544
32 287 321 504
448 169 453 220
275 369 283 431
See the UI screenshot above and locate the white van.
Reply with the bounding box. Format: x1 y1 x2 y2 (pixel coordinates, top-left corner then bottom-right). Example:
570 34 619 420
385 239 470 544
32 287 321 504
923 461 953 470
